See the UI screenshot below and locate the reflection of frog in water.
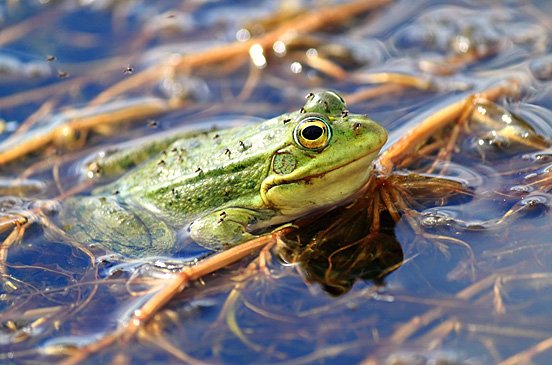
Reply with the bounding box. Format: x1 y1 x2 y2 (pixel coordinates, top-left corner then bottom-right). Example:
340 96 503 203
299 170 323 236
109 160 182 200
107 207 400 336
277 197 404 296
59 91 387 257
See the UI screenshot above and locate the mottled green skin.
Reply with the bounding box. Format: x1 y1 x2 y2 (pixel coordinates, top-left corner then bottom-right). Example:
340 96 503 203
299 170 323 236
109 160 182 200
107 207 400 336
60 91 387 257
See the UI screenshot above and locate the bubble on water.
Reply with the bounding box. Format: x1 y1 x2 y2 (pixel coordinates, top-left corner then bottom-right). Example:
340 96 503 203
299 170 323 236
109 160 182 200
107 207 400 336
236 28 250 42
510 193 552 219
420 208 458 228
158 75 210 102
272 40 287 57
0 54 21 77
510 184 534 193
520 193 549 206
290 61 302 74
522 151 552 163
24 61 52 79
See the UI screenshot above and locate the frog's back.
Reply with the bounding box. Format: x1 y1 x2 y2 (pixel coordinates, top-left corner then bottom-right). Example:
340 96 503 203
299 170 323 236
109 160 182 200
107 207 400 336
99 116 291 226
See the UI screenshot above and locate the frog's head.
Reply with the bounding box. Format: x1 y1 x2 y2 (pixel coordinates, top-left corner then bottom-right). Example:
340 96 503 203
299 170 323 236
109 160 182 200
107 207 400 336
261 91 387 216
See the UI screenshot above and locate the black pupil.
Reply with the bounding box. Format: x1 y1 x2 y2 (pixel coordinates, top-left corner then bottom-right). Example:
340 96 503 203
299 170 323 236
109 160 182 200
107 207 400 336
302 125 323 140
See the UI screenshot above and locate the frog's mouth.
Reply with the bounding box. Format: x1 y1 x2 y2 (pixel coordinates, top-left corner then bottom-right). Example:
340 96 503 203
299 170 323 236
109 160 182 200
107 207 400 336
304 149 379 182
261 148 380 217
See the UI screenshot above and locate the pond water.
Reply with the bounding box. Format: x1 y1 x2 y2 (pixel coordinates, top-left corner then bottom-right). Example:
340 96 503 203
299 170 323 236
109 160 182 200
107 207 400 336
1 1 552 364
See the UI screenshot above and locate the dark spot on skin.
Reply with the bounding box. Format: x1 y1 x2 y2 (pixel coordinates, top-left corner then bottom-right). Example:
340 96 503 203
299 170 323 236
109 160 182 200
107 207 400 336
171 147 178 153
217 218 224 224
195 167 203 174
147 120 158 128
220 211 227 217
177 148 186 161
239 140 249 151
124 66 134 74
283 118 291 124
341 110 349 117
225 149 231 157
47 55 56 62
157 159 166 166
300 107 306 114
114 190 120 195
323 100 330 112
305 92 314 100
57 70 69 78
213 134 220 139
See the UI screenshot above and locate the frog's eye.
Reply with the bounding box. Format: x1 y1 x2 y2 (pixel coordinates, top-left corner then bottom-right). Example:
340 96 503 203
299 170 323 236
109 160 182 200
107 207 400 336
293 116 332 150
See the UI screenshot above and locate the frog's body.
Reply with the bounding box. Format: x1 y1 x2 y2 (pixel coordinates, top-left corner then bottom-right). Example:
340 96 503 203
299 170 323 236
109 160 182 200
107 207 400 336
59 91 387 257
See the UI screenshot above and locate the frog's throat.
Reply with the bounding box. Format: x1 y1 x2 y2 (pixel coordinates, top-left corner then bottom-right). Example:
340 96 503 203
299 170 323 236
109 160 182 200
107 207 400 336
259 149 379 215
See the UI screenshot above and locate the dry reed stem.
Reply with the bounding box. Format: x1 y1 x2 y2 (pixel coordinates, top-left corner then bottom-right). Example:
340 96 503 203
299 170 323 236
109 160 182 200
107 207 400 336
345 84 404 105
0 97 180 165
352 72 434 90
0 222 26 275
140 331 210 365
499 336 552 365
425 94 476 174
389 274 497 344
302 54 349 80
377 79 521 174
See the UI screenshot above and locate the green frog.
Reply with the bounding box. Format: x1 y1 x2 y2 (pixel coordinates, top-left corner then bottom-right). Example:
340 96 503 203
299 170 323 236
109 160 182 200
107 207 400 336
59 91 387 257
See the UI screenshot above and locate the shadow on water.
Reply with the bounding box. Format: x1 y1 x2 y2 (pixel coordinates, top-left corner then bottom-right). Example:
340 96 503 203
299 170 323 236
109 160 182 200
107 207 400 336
279 203 404 297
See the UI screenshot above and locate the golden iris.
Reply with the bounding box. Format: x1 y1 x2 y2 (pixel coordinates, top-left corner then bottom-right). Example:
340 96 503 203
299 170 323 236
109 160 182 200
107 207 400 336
293 115 332 150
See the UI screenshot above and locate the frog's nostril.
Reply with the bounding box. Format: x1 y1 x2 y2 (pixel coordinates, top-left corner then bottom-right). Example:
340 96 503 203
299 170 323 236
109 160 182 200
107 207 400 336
352 122 364 135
